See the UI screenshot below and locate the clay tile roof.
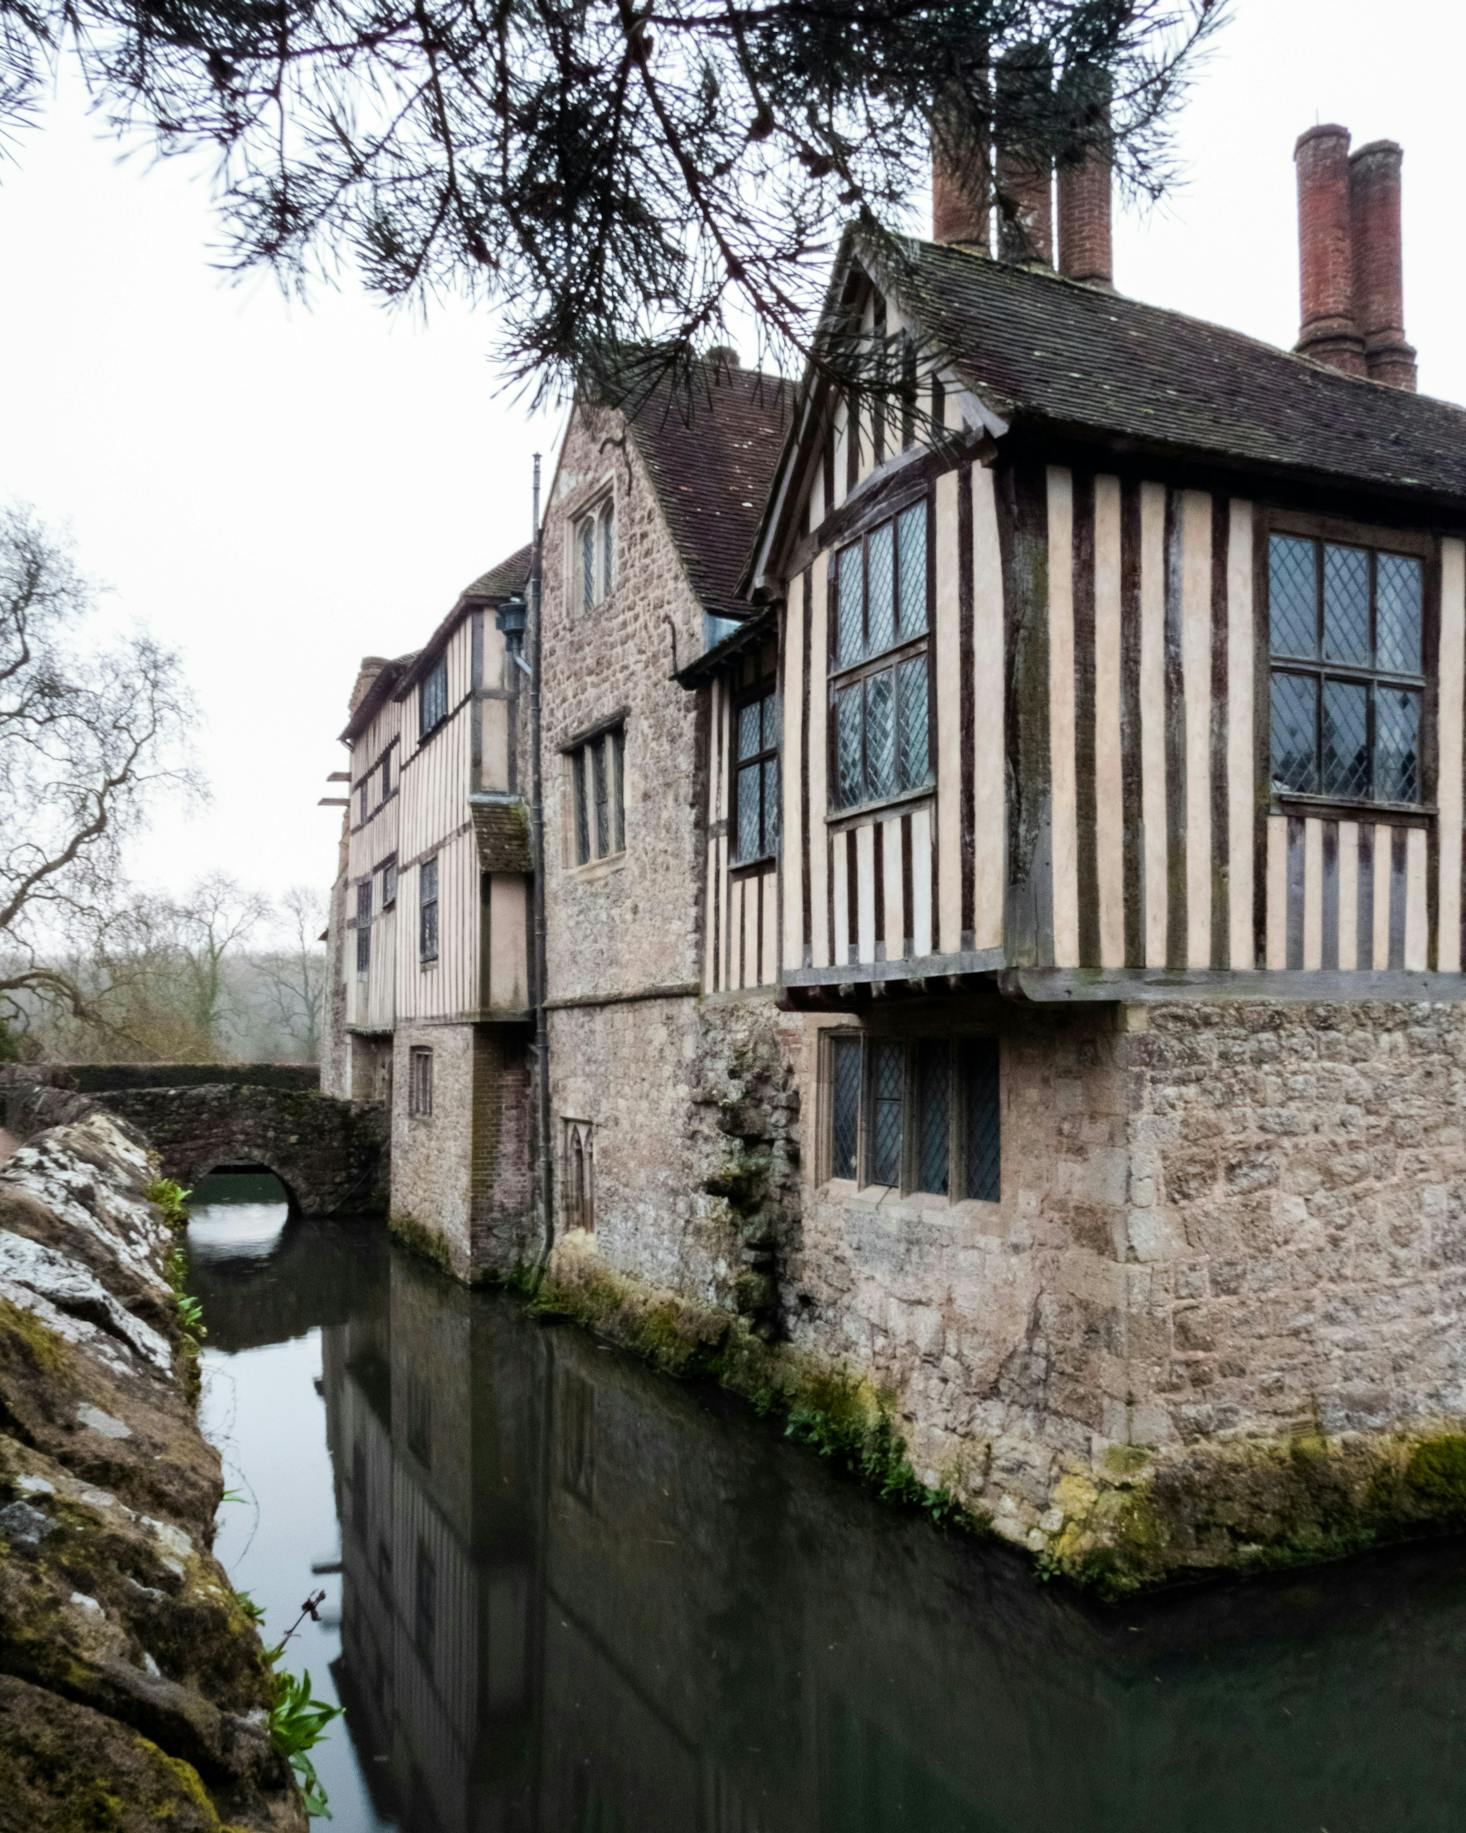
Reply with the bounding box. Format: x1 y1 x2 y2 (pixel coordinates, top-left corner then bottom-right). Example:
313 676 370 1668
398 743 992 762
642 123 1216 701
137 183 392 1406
461 543 533 602
625 363 793 621
894 236 1466 506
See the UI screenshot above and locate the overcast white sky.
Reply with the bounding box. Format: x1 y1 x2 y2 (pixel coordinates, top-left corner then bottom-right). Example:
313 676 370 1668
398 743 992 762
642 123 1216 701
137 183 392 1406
0 0 1458 915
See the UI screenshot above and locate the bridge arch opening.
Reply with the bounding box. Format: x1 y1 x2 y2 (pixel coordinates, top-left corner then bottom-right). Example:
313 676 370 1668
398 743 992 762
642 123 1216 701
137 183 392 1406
188 1168 297 1261
192 1166 300 1214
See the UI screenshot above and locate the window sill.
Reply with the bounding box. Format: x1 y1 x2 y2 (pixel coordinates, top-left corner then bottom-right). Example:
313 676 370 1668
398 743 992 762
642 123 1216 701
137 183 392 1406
827 782 934 831
819 1176 998 1212
730 853 777 877
419 959 439 971
567 852 626 882
1272 791 1434 823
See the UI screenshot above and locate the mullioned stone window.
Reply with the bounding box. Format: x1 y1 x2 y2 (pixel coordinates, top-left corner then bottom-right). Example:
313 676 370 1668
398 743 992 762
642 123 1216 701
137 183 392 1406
826 1032 1000 1202
409 1045 434 1117
566 724 625 866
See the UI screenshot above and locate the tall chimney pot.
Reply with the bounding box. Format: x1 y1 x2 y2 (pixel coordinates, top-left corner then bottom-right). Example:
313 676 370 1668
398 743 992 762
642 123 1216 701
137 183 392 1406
995 45 1054 266
1293 123 1366 375
1349 139 1416 390
931 58 991 249
1056 69 1112 286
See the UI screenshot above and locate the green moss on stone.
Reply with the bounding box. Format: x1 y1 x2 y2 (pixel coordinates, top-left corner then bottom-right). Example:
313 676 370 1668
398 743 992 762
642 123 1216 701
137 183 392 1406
529 1244 990 1537
1404 1435 1466 1512
388 1213 457 1278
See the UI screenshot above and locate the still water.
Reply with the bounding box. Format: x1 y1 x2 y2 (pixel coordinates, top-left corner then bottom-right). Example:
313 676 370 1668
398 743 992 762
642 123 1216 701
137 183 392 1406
189 1174 1466 1833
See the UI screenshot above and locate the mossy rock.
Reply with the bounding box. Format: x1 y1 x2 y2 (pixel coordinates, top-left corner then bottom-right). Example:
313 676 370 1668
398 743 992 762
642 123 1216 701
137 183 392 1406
0 1672 225 1831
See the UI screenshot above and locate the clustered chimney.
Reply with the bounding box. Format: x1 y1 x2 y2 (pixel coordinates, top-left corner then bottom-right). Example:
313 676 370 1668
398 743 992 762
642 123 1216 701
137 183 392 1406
931 45 1113 286
1295 124 1416 390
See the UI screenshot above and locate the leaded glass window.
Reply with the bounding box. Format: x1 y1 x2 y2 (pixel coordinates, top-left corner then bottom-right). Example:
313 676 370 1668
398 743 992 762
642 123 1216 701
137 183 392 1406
420 654 448 736
355 880 371 973
567 724 626 865
1268 531 1424 806
419 858 439 963
824 1032 1001 1202
577 499 615 608
830 497 932 812
732 685 779 864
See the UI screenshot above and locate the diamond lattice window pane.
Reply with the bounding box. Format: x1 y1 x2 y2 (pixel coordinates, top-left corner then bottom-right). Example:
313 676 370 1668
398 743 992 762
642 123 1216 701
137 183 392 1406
866 669 896 801
897 656 929 790
1323 544 1370 664
831 1037 861 1178
835 684 863 809
763 758 780 852
916 1043 949 1195
1377 553 1422 673
738 700 761 761
1377 685 1421 802
869 1041 905 1187
1322 679 1370 798
574 752 590 863
581 519 596 610
1270 670 1318 792
897 502 928 637
837 542 865 667
760 691 779 751
962 1039 1001 1203
867 521 896 656
1269 535 1318 658
736 764 762 861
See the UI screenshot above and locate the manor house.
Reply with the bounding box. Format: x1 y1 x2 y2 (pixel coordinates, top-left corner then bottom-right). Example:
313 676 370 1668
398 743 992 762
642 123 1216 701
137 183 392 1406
325 103 1466 1567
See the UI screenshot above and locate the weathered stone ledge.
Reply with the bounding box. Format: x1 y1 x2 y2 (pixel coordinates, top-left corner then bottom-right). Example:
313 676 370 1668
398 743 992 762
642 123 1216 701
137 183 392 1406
0 1089 305 1830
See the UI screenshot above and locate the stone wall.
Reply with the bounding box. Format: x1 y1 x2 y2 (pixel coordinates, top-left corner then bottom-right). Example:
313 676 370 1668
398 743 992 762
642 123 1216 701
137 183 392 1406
538 401 709 1005
389 1022 532 1280
0 1103 305 1828
547 992 798 1319
1121 1001 1466 1446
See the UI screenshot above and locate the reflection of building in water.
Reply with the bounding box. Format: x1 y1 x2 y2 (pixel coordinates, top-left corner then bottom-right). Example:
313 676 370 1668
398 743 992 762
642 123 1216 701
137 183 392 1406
320 1255 1111 1833
322 1253 1466 1833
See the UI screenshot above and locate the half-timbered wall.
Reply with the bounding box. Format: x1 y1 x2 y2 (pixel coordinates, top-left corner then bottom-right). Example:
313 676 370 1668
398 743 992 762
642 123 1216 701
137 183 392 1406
346 694 402 1032
779 458 1006 986
1001 464 1463 984
703 636 781 993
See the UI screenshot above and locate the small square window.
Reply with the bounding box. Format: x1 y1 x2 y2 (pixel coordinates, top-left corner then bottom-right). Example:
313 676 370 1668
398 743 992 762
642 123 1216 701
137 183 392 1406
380 857 397 909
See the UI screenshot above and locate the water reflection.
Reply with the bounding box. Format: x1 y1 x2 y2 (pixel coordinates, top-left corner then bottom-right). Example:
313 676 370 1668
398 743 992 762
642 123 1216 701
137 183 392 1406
194 1202 1466 1833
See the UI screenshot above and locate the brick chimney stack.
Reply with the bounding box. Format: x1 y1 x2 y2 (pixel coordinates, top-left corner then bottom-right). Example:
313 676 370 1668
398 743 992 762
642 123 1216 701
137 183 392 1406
1294 124 1366 376
1056 70 1112 287
1349 140 1417 391
931 52 991 249
995 45 1054 265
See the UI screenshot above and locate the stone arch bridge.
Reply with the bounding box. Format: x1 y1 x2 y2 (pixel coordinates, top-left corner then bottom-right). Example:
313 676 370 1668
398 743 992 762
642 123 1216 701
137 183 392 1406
30 1066 388 1217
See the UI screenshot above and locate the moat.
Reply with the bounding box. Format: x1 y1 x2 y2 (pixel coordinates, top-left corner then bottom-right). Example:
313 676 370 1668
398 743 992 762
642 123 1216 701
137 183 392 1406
189 1175 1466 1833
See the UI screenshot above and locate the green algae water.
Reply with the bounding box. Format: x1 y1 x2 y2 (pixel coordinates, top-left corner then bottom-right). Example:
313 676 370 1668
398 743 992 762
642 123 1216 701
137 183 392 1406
189 1177 1466 1833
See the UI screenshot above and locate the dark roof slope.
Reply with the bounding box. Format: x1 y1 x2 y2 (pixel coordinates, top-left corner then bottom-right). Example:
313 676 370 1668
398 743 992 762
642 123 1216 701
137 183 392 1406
895 237 1466 507
626 363 792 620
461 543 532 602
340 650 417 745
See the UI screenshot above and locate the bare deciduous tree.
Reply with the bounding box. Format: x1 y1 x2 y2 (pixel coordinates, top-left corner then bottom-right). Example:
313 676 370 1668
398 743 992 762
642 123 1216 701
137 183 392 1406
251 885 327 1064
0 1 1226 403
0 505 198 1043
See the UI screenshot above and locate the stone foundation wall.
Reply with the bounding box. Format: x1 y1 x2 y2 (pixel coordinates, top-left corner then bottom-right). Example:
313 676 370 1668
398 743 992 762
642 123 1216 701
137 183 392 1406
1121 1001 1466 1447
390 1022 532 1280
546 992 798 1317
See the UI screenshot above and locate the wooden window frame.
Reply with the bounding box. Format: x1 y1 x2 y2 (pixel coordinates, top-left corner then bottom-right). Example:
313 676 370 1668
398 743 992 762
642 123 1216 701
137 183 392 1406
1262 514 1435 820
827 487 936 819
355 880 371 974
408 1045 433 1117
731 677 780 869
418 856 439 964
420 654 449 739
820 1030 1001 1204
380 855 397 910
